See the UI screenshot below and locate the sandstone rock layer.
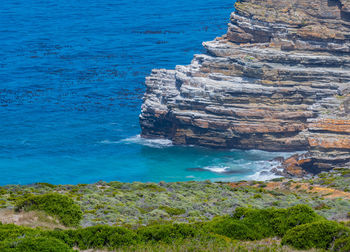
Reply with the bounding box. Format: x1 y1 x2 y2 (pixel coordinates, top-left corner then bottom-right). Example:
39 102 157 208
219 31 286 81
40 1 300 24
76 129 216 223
140 0 350 169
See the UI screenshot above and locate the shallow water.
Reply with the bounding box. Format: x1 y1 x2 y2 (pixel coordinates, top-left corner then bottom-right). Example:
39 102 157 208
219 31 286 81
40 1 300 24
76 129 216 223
0 0 293 185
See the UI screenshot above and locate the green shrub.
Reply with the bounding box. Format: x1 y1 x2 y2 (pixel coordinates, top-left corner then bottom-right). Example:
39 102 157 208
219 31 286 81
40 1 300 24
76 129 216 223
35 183 56 189
0 224 72 251
282 221 350 250
231 207 277 239
159 206 186 216
138 223 200 243
314 203 331 210
207 205 323 240
68 225 138 249
44 229 75 247
333 236 350 252
272 204 324 236
107 181 123 189
136 183 166 192
0 236 73 252
0 224 40 242
115 233 232 251
270 177 283 182
15 193 82 227
206 216 257 240
253 194 262 199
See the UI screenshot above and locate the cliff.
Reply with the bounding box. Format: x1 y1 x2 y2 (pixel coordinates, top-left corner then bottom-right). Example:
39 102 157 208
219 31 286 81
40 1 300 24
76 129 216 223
139 0 350 171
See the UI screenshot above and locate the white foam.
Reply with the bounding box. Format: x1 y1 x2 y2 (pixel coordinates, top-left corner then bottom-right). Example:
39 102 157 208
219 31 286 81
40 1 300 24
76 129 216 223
202 166 230 174
210 158 285 182
99 140 119 144
225 149 307 182
231 149 305 160
100 135 173 148
246 160 283 181
247 171 281 181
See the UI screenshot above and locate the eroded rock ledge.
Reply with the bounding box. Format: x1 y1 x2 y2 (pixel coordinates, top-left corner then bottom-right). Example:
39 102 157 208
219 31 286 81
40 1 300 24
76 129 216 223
140 0 350 170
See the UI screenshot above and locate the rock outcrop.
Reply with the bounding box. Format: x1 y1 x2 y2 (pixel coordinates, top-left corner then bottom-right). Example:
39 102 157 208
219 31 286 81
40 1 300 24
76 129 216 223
140 0 350 170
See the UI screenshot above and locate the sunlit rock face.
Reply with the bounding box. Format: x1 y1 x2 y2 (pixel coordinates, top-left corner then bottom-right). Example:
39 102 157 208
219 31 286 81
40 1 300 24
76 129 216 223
140 0 350 169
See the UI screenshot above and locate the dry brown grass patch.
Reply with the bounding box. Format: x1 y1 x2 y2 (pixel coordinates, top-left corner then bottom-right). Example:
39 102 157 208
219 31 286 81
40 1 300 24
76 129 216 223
0 209 66 229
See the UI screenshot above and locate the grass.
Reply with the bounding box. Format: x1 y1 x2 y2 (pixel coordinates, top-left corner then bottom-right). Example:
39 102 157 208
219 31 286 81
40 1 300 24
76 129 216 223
0 209 65 230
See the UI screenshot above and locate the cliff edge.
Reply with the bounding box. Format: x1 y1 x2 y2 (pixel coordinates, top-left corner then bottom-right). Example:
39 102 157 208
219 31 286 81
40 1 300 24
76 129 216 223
140 0 350 171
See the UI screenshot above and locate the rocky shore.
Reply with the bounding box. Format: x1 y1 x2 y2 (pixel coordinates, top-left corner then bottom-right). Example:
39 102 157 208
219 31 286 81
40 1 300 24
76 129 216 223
140 0 350 173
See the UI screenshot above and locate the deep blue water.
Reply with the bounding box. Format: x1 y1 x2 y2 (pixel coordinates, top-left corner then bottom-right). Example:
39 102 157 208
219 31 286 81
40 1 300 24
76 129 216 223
0 0 292 185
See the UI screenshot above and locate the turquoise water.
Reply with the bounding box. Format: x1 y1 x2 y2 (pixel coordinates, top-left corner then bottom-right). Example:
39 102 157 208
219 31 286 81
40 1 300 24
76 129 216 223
0 0 291 185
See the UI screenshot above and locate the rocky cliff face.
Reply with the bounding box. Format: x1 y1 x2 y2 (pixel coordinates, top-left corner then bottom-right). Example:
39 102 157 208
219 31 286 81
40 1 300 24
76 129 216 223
140 0 350 170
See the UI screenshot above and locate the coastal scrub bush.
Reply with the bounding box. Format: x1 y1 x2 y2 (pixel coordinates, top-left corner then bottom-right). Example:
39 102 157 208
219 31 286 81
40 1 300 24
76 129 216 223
107 233 232 251
67 225 138 249
15 193 82 227
272 204 324 236
0 236 73 252
333 236 350 252
233 204 323 236
281 221 350 250
159 206 186 216
253 193 262 199
35 182 56 189
0 224 40 242
137 183 166 192
0 224 73 251
206 216 257 240
44 229 75 247
107 181 123 189
138 223 201 243
207 204 323 240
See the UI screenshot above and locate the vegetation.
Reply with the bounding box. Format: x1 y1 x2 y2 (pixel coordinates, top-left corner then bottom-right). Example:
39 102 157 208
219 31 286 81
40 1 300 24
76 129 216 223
66 225 138 249
0 236 73 252
333 236 350 251
207 204 324 240
0 169 348 250
282 221 350 250
0 205 349 251
303 168 350 192
15 193 82 227
0 172 349 227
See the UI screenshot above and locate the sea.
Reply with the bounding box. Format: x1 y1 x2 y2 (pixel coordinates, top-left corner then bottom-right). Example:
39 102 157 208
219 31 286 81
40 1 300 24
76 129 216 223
0 0 296 185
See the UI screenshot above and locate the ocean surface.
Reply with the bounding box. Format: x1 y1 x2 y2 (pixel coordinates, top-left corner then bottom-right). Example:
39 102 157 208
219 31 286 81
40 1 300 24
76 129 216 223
0 0 294 185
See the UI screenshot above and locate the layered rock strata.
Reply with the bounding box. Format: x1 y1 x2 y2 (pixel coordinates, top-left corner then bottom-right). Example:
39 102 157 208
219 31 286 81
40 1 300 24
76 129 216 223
140 0 350 170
